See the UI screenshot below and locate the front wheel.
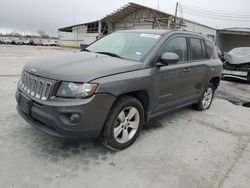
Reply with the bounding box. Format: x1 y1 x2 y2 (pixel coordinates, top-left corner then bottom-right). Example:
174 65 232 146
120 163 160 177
193 84 215 111
100 96 144 151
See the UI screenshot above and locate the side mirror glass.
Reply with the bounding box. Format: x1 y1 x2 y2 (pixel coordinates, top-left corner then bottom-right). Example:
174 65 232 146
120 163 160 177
158 52 179 66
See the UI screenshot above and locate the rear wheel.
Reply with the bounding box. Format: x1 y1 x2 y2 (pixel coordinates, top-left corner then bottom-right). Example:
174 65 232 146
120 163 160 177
100 96 144 151
193 84 214 111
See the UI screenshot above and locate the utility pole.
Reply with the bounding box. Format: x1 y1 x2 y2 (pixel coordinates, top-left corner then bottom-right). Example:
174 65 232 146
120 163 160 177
157 0 160 10
174 2 179 29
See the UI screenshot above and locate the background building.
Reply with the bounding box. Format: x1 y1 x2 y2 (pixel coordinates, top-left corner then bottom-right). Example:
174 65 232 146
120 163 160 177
216 27 250 52
58 3 217 47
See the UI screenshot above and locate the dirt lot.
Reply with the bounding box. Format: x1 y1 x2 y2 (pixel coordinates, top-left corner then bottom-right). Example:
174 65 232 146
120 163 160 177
0 45 250 188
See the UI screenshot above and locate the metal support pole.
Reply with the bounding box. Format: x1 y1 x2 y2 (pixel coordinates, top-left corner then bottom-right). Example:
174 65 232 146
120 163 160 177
174 2 179 29
98 20 102 38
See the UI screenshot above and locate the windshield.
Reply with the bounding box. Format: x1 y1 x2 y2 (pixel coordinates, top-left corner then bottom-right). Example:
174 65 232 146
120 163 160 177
229 47 250 56
86 32 161 61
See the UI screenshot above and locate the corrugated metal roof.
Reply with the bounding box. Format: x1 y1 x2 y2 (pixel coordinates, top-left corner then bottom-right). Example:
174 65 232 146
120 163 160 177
58 21 99 32
101 2 172 22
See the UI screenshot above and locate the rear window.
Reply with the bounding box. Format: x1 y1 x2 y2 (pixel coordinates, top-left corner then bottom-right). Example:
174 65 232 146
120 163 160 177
204 40 214 59
190 38 204 61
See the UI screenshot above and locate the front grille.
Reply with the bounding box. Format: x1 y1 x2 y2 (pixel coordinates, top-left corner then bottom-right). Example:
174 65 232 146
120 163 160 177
19 71 56 100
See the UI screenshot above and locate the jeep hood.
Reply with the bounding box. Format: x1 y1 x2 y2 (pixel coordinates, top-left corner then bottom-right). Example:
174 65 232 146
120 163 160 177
24 52 143 82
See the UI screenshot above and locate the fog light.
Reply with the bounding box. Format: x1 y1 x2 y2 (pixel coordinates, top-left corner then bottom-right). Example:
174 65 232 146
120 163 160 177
70 113 80 123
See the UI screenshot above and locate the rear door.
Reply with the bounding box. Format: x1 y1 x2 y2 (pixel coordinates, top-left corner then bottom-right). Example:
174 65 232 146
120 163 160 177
153 35 196 113
188 37 211 97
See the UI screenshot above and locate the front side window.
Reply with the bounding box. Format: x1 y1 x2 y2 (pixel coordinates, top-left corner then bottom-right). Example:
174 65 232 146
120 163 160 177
86 32 160 61
190 38 203 61
160 37 188 63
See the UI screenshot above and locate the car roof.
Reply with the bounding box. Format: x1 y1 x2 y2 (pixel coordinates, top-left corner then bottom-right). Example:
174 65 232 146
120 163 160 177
116 29 211 40
117 29 170 35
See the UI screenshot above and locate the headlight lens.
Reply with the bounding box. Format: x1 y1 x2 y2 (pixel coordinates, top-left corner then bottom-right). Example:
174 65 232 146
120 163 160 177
57 82 98 98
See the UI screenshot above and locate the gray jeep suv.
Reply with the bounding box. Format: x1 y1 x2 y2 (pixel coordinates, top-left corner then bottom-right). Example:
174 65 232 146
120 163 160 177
16 30 222 150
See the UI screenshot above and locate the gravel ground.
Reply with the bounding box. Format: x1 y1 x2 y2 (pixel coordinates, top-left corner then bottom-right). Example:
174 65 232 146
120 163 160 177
0 45 249 188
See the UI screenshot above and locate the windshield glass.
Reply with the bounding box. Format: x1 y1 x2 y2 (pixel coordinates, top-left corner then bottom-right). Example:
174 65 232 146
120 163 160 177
229 47 250 56
86 32 161 61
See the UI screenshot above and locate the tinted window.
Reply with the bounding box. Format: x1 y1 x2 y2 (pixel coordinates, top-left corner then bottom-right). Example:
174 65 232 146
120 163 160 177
161 37 187 63
205 40 214 59
190 38 203 61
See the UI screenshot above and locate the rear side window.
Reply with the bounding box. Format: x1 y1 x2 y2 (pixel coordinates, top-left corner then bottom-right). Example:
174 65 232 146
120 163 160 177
204 40 214 59
161 37 188 63
190 38 203 61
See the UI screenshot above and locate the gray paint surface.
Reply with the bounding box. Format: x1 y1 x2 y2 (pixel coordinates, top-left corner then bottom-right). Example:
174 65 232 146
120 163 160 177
23 30 222 123
24 52 143 82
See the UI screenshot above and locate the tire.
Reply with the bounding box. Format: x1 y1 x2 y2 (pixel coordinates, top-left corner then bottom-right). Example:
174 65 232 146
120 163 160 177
100 96 144 151
193 84 215 111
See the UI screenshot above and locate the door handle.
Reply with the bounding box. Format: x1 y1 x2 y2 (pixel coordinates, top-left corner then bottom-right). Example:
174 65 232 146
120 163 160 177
183 67 192 72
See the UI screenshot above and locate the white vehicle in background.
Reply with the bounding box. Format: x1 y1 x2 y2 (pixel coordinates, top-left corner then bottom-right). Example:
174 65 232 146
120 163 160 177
49 40 57 46
41 39 50 46
3 38 12 44
33 38 42 46
22 38 31 45
222 47 250 82
11 38 22 45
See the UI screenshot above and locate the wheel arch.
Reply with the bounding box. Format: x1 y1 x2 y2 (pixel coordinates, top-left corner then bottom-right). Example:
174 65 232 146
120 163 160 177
115 90 149 120
209 76 220 90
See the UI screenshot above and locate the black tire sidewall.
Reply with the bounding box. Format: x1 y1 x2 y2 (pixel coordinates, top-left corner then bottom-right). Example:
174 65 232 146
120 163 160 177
101 96 144 150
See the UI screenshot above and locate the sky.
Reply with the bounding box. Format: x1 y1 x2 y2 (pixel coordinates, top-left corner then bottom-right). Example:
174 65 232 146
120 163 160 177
0 0 249 36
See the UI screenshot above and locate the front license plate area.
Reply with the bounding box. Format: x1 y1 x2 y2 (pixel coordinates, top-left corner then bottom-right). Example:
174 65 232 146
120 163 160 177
18 93 32 115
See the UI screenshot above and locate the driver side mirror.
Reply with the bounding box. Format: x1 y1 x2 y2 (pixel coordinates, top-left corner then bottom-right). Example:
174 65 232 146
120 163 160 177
158 52 179 66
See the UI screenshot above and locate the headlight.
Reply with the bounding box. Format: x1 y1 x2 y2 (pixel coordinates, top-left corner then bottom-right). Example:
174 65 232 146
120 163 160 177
56 82 98 98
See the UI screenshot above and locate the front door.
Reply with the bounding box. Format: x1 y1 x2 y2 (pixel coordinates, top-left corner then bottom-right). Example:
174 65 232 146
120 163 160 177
154 36 196 113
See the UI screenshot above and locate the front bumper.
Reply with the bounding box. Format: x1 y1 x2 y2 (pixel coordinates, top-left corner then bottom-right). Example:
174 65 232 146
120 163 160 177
222 69 249 81
16 89 115 138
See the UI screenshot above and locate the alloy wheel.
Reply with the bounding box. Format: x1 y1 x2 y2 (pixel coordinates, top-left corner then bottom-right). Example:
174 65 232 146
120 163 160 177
202 87 213 109
113 107 140 144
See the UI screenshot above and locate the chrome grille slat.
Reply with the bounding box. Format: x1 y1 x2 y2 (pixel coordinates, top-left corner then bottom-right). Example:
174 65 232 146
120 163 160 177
19 71 55 100
41 83 52 100
35 80 44 99
30 78 37 96
27 75 31 94
24 72 27 91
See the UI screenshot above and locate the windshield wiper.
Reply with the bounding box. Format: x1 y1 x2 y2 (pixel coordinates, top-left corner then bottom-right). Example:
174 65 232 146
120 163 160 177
95 51 123 59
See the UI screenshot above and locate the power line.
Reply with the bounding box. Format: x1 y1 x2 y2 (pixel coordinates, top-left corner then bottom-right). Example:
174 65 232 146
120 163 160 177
180 6 250 18
181 9 250 21
178 3 250 21
180 4 250 16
